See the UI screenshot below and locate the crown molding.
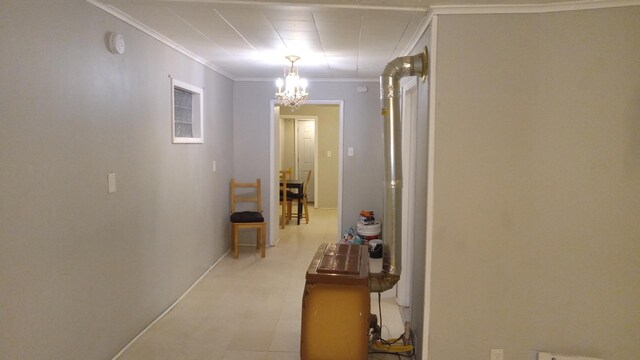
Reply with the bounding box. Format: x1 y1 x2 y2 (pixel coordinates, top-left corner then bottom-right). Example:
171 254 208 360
399 0 640 57
430 0 640 15
86 0 236 81
235 77 378 82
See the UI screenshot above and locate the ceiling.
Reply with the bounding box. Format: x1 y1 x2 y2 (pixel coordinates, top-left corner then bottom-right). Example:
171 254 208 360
97 0 559 80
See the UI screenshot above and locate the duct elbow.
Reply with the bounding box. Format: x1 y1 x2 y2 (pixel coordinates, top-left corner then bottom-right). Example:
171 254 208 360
369 271 401 293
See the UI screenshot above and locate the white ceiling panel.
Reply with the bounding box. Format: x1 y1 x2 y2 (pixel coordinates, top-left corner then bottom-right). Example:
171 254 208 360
278 30 320 40
99 0 570 80
263 8 315 21
164 4 239 38
269 20 318 32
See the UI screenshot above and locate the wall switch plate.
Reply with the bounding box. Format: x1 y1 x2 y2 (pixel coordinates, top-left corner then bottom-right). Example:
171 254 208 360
212 161 216 172
348 147 354 156
491 349 504 360
327 150 332 157
108 173 116 193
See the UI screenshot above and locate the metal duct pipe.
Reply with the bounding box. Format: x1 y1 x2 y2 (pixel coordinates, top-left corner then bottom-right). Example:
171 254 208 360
369 48 428 293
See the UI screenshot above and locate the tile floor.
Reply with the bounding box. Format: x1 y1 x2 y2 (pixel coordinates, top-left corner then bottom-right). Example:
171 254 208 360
118 208 408 360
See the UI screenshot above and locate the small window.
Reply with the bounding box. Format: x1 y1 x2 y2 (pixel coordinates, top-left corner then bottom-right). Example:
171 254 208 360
171 79 203 144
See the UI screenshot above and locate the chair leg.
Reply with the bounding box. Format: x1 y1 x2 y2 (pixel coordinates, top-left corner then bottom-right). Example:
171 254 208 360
256 227 260 249
232 224 239 259
260 224 266 258
303 197 309 223
287 201 292 222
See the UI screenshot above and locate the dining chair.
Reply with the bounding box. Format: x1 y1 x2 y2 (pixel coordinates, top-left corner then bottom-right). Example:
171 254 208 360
229 178 266 259
279 170 290 229
287 169 312 224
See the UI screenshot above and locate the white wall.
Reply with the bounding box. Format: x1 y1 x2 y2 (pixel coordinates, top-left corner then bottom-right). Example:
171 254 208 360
427 8 640 359
233 81 382 239
0 1 234 359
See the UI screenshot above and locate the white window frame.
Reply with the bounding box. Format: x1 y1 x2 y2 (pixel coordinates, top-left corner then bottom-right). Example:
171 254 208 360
171 78 203 144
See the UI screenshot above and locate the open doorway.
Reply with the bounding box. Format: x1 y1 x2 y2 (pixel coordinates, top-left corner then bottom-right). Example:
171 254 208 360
269 101 344 245
280 116 318 206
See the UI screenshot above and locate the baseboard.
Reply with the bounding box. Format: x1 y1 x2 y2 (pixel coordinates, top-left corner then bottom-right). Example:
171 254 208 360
110 249 230 360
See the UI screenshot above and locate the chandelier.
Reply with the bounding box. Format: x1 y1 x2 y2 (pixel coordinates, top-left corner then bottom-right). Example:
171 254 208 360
275 55 308 111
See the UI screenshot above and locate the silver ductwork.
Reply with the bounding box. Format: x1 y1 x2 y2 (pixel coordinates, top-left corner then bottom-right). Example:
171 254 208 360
369 48 428 293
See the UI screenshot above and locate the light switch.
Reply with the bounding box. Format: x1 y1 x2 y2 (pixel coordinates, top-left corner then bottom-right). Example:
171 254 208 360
327 151 332 158
212 160 217 172
348 147 354 156
108 173 116 193
491 349 504 360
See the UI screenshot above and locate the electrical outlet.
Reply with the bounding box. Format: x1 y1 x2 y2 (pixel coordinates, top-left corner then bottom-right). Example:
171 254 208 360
491 349 504 360
348 147 354 156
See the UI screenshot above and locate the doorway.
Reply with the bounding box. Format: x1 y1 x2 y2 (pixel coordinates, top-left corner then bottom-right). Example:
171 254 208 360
269 101 344 245
279 116 318 205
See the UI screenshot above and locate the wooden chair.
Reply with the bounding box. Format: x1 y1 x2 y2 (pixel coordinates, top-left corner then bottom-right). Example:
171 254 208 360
287 170 312 224
279 171 289 229
229 178 266 259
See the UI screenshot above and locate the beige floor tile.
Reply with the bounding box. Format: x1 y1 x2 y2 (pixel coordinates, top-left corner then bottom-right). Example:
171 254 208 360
267 351 299 360
117 208 408 360
269 319 301 352
222 350 268 360
227 317 278 352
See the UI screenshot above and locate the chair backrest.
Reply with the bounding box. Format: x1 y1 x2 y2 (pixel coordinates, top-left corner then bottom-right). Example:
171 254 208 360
279 170 290 202
230 178 262 213
302 170 312 197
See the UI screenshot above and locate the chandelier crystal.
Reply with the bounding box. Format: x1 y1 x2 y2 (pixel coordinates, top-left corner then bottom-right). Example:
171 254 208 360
275 55 308 111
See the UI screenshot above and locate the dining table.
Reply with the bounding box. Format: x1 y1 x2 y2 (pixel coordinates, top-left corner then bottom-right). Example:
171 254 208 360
280 179 304 225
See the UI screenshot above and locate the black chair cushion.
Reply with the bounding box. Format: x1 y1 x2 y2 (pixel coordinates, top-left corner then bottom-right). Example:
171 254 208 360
286 190 303 199
230 211 264 223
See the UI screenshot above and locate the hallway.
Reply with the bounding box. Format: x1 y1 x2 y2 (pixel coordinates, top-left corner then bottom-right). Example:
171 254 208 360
117 208 405 360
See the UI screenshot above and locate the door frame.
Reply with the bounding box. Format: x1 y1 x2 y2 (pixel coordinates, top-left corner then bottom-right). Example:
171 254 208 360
396 77 418 307
269 100 344 244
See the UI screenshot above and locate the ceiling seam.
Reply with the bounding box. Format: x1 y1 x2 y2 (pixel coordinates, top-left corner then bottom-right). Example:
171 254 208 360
355 14 364 79
310 12 332 77
165 7 232 55
212 8 257 51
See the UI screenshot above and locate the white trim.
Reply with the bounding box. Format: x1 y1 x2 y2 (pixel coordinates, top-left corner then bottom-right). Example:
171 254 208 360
270 101 277 246
140 0 431 12
396 76 418 308
400 0 640 58
337 101 344 241
431 0 640 14
422 16 438 360
86 0 234 80
236 78 379 83
171 78 204 144
111 250 230 360
314 118 319 208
